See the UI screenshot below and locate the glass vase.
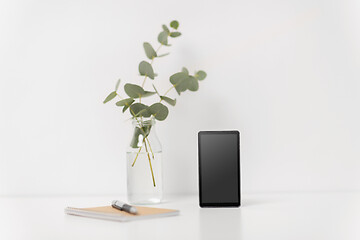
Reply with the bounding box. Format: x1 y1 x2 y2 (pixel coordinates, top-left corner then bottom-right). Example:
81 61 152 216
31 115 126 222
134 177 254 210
126 118 163 204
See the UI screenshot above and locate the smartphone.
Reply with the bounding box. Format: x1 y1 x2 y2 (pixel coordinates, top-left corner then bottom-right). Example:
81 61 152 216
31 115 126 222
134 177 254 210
198 131 240 207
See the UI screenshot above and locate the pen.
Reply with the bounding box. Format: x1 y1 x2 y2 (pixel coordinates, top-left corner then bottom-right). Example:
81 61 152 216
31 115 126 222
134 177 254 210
112 200 138 215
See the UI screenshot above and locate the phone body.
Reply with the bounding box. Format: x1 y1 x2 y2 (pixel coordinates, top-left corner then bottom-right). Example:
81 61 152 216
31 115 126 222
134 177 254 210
198 131 240 207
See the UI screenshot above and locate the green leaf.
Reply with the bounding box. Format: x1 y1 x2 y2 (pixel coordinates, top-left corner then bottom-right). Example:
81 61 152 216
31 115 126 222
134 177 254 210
169 72 189 95
116 98 134 106
142 91 156 97
170 20 179 30
115 79 121 91
162 24 170 33
129 103 151 117
121 98 138 113
133 108 148 117
138 61 155 79
149 103 169 121
124 83 145 98
161 96 176 106
130 127 142 148
123 104 130 113
187 76 199 91
103 91 117 103
170 32 181 38
182 67 189 74
157 53 170 57
143 42 157 60
195 70 207 80
158 31 168 45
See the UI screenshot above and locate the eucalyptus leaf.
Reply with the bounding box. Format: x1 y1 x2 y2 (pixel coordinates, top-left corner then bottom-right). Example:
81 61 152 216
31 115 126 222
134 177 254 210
115 79 121 91
169 72 189 95
149 103 169 121
170 32 181 38
130 127 142 148
129 103 151 117
138 61 155 79
162 24 170 33
133 108 148 117
158 31 168 45
161 96 176 106
187 76 199 91
142 91 156 97
157 53 170 57
143 42 157 59
182 67 189 74
124 83 145 98
116 98 134 106
123 104 130 113
170 20 179 30
103 91 117 103
195 70 207 80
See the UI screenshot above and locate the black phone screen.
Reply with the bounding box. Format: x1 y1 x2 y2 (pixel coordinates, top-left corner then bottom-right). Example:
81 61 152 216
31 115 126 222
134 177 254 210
198 131 240 207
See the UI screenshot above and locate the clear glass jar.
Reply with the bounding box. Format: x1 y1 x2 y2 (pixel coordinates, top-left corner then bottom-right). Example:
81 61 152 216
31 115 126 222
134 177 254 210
126 118 163 204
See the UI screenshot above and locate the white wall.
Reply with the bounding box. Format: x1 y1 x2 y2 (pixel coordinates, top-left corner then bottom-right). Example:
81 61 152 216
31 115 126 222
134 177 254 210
1 0 360 196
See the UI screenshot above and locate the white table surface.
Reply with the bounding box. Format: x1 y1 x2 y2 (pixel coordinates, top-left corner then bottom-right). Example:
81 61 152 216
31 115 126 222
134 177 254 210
1 192 359 240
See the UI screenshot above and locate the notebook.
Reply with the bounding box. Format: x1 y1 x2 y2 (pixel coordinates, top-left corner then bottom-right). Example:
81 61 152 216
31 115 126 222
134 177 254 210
65 205 179 222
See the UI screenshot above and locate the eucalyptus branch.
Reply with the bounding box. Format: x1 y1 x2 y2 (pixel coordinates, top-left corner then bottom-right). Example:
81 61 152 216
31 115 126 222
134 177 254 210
103 20 207 188
140 44 163 94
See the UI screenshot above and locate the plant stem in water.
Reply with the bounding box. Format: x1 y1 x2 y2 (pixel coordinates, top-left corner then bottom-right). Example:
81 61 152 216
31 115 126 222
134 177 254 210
144 140 156 187
145 137 155 159
131 140 144 167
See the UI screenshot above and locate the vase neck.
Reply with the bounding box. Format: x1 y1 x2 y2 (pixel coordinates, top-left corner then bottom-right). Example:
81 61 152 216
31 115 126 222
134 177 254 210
132 118 155 128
